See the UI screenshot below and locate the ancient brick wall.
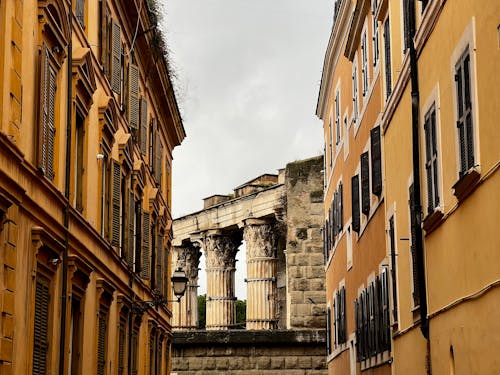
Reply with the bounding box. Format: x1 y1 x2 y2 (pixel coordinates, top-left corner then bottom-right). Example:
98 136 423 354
171 330 327 375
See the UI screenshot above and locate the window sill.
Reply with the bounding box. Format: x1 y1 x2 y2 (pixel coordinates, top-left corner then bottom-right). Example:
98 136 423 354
452 167 480 202
360 350 391 371
422 209 444 234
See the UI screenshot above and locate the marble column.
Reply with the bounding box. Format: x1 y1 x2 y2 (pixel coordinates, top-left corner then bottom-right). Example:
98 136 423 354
203 231 241 330
243 219 278 330
172 245 201 330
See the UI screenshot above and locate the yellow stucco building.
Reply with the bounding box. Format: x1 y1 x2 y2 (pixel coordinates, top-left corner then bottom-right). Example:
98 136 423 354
319 0 500 374
0 0 185 374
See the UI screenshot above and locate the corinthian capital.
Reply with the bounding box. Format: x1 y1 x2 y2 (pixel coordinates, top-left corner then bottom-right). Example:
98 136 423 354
175 245 202 281
243 220 278 259
204 233 241 269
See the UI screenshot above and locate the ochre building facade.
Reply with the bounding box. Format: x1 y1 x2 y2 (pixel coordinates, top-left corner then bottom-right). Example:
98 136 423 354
318 0 500 374
0 0 184 374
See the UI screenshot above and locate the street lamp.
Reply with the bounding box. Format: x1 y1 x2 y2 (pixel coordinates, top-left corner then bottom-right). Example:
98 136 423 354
132 267 188 313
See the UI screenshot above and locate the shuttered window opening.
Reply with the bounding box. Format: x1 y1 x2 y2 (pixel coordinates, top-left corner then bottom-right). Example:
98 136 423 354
424 105 440 212
455 49 474 177
338 183 343 235
370 126 382 196
361 31 368 96
402 0 410 52
352 65 359 123
111 22 121 94
335 90 341 145
127 192 135 268
118 319 126 375
372 0 379 66
409 184 420 308
39 46 57 181
326 307 332 355
131 328 139 375
97 309 108 375
156 233 163 293
99 1 109 75
351 175 360 232
360 152 370 215
355 271 391 362
389 216 398 325
110 160 122 248
128 64 140 129
383 17 392 99
142 212 151 280
140 98 148 155
163 244 169 297
33 275 50 375
154 134 163 187
76 0 85 28
334 287 347 347
134 201 142 274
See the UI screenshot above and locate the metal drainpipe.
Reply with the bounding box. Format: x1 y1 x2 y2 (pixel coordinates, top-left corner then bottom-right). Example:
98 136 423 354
407 0 429 340
59 2 73 373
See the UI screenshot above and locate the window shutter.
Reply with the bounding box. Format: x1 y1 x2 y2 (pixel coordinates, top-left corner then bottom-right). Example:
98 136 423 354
46 65 56 181
340 287 346 344
163 244 169 297
326 307 332 355
118 320 125 374
409 184 420 307
76 0 85 27
97 311 107 375
331 193 336 239
424 114 434 211
127 192 135 268
110 160 121 247
33 277 50 375
134 202 142 274
361 152 370 215
128 64 139 129
374 277 381 354
140 98 148 155
338 183 343 234
156 233 163 293
384 18 392 98
99 1 109 74
142 212 150 280
355 299 361 360
370 126 382 196
389 216 398 325
111 22 121 93
351 175 360 232
155 133 162 185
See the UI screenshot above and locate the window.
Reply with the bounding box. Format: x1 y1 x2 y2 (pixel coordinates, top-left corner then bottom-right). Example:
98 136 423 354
372 0 379 67
329 116 333 168
370 126 382 196
100 153 109 237
455 49 475 177
361 30 369 96
33 274 51 375
351 175 360 233
97 308 108 375
352 63 359 123
142 211 151 280
111 22 121 94
355 270 390 362
334 287 347 347
360 152 370 215
335 90 341 145
110 160 122 249
128 63 140 130
140 98 148 156
383 17 392 99
424 105 440 212
75 0 85 29
333 0 342 23
131 319 140 375
402 0 411 52
38 45 58 181
75 111 85 211
126 190 136 268
118 314 128 375
70 297 84 374
408 184 420 308
388 216 398 325
326 306 332 355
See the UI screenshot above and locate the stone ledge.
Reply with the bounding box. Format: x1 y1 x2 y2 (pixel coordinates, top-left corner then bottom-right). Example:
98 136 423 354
172 329 326 347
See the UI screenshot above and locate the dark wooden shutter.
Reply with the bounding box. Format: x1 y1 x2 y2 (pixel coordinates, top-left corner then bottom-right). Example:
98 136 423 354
355 299 361 360
163 244 169 297
33 276 50 375
131 328 138 375
156 234 163 293
142 212 150 280
456 51 474 176
110 160 121 247
338 183 343 234
351 175 360 232
97 310 107 375
381 269 390 351
361 152 370 215
111 22 121 93
99 1 109 74
409 184 420 307
46 65 56 181
389 216 398 325
326 307 332 355
134 202 142 274
384 17 392 98
128 64 139 129
340 287 346 344
155 134 162 186
374 277 381 353
424 113 434 211
371 126 382 196
127 191 135 267
140 98 148 155
118 319 125 374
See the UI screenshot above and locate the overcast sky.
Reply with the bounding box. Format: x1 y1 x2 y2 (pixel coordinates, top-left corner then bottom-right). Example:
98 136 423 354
163 1 333 298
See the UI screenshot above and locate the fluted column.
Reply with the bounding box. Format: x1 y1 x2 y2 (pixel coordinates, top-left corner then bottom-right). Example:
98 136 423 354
203 231 241 330
243 219 278 330
172 245 201 330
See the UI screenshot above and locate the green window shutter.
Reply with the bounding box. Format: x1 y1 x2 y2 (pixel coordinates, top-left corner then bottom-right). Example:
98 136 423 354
351 175 360 232
110 161 121 247
142 212 150 280
128 64 139 129
111 22 121 93
140 98 148 155
370 126 382 196
360 152 370 215
33 276 50 375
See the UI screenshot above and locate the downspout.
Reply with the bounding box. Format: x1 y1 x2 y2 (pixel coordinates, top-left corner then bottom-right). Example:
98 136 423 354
407 0 429 340
59 2 73 374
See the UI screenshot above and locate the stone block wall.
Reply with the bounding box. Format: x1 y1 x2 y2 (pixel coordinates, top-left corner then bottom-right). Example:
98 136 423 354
171 330 327 375
284 156 326 329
